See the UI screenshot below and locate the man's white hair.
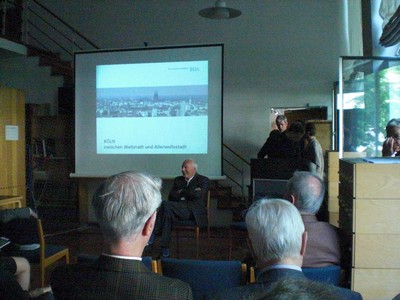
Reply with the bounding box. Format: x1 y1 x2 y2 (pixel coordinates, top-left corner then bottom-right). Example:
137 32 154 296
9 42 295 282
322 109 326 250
246 198 304 263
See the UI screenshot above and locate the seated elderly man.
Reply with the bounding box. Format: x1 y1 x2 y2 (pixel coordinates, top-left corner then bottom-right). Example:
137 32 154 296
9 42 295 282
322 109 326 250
286 171 340 267
382 118 400 157
151 159 210 258
208 199 362 300
50 171 193 299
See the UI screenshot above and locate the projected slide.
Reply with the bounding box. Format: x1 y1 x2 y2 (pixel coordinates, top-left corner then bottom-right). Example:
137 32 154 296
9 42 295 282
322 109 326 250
96 60 208 154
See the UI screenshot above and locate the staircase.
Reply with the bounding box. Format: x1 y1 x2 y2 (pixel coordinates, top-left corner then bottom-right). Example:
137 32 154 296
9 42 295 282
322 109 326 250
27 45 73 87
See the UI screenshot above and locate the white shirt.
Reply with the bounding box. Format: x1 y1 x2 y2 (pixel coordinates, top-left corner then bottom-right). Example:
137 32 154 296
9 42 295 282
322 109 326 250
102 253 142 261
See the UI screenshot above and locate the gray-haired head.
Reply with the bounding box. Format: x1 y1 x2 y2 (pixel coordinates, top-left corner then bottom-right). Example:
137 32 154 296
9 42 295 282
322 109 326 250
92 171 162 243
276 115 287 124
286 171 325 214
183 158 198 171
386 118 400 137
245 198 304 263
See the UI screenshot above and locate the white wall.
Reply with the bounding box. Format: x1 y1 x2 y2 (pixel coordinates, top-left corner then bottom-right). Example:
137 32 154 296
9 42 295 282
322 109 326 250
3 0 357 160
0 56 63 114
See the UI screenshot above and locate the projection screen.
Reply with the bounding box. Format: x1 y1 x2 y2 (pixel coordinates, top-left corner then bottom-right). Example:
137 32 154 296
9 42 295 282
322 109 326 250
73 44 223 178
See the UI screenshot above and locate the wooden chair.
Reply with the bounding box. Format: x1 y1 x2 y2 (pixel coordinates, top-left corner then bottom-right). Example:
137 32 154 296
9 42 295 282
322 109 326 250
4 219 70 287
0 196 22 210
37 218 70 286
158 258 247 299
174 190 211 259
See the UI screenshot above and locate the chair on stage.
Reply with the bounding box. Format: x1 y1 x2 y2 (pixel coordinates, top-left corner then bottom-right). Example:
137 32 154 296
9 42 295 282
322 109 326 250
174 190 211 259
77 253 158 272
158 258 247 300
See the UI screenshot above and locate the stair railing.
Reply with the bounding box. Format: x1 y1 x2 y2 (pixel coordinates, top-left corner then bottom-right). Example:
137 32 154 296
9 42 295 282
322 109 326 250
222 143 251 205
19 0 99 59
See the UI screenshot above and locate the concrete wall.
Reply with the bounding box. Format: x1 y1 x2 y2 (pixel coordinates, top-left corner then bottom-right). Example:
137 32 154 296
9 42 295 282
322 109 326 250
0 55 63 114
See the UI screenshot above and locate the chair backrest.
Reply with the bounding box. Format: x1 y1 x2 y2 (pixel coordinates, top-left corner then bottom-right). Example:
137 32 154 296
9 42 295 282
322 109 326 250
175 190 211 228
141 256 158 273
302 265 342 286
159 258 246 299
0 197 22 210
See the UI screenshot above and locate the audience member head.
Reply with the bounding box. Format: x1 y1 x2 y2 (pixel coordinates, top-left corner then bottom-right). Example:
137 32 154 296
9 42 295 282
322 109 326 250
92 171 162 244
285 121 305 142
385 118 400 138
286 171 325 215
253 278 338 300
305 122 316 137
181 159 198 179
275 115 288 132
245 199 306 267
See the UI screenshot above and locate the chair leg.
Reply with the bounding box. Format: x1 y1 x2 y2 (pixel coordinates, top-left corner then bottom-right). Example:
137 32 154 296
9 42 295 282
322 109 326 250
66 252 70 264
195 227 200 259
228 227 233 260
207 225 211 255
176 229 180 258
41 264 45 288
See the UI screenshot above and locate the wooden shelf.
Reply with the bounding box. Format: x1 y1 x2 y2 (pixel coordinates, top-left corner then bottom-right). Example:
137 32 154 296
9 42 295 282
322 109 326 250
26 104 76 207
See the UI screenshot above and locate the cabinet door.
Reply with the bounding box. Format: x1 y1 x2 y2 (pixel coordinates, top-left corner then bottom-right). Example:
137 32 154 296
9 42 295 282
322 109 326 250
0 88 25 205
354 164 400 199
353 269 400 299
355 199 400 234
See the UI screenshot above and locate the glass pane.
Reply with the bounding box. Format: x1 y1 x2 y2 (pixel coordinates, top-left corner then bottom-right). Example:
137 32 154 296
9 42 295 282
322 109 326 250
339 57 400 157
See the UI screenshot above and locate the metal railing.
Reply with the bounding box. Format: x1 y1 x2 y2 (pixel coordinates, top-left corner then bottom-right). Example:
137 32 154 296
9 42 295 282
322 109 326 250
24 0 99 57
222 143 251 204
1 0 99 59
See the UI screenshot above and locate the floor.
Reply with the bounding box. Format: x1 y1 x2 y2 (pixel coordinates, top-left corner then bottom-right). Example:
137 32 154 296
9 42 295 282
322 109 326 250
32 205 251 289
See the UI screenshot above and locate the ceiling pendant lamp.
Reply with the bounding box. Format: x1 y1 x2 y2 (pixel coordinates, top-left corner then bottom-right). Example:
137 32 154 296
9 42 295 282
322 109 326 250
199 0 242 20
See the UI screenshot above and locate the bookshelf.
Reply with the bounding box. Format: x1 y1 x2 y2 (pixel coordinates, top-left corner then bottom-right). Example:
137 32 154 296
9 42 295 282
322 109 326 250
26 104 76 206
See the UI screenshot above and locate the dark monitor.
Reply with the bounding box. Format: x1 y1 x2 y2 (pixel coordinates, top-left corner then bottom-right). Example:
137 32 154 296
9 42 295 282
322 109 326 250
252 178 288 202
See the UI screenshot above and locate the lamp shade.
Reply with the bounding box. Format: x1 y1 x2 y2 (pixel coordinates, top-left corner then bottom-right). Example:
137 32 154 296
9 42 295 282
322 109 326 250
199 0 241 19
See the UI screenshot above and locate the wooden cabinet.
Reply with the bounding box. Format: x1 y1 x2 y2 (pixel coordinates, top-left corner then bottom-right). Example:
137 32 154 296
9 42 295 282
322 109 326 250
326 151 366 226
26 105 75 206
0 88 26 206
339 158 400 299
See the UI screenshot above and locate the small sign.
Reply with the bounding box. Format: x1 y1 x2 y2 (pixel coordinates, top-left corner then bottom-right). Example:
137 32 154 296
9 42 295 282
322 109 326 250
5 125 18 141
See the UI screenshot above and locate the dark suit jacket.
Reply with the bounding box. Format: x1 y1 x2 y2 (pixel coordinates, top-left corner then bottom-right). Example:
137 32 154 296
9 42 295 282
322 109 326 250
208 268 363 300
168 173 210 228
257 130 300 159
50 255 193 300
